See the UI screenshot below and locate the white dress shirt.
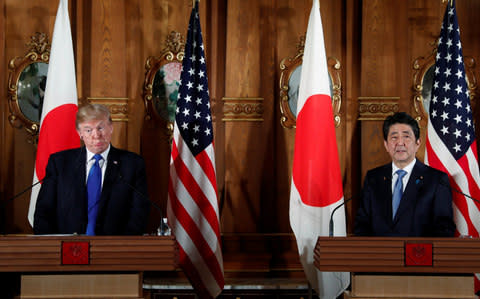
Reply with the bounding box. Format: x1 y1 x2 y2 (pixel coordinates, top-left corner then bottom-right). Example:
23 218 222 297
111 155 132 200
85 145 110 187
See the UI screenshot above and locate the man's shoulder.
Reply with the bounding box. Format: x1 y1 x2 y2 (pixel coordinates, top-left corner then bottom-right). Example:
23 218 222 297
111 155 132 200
414 160 448 177
50 147 82 159
367 163 390 176
109 147 145 163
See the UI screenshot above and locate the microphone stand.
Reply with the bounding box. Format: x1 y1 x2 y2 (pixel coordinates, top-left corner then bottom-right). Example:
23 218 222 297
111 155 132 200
329 197 353 237
446 182 480 205
117 174 169 236
8 179 43 202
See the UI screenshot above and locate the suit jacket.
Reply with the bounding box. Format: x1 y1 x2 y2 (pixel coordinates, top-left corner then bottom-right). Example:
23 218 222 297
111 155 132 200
354 160 456 237
33 146 150 235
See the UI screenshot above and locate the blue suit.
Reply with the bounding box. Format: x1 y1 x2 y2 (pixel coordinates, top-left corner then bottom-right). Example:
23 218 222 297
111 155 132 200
33 146 150 235
354 160 456 237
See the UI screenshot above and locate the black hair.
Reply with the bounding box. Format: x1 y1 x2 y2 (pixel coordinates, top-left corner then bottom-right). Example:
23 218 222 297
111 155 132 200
382 112 420 141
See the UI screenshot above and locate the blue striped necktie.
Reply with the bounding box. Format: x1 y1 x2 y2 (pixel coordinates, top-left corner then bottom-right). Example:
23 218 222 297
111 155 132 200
392 169 407 219
86 154 102 235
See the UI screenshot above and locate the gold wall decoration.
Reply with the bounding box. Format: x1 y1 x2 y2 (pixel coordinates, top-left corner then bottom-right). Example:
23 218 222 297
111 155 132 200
358 97 399 121
143 31 185 139
278 34 342 129
222 97 264 122
86 97 129 122
7 32 51 144
412 45 477 128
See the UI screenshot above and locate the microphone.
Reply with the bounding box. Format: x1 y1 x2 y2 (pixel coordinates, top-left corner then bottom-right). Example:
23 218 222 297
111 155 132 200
114 163 168 235
439 178 480 205
8 175 50 202
13 146 85 202
329 197 353 237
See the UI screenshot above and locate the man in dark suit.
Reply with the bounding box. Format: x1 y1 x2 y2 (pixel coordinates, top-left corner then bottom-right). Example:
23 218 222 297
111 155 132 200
354 112 456 237
33 104 150 235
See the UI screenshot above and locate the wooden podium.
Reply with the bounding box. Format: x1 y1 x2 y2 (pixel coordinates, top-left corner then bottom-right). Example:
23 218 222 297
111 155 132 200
0 235 178 298
314 237 478 299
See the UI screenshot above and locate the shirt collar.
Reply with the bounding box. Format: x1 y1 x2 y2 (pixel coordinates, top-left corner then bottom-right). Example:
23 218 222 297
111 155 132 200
392 158 416 176
86 145 111 162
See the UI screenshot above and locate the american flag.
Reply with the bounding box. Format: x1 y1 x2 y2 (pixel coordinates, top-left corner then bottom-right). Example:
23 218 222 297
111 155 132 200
425 0 480 293
166 1 224 298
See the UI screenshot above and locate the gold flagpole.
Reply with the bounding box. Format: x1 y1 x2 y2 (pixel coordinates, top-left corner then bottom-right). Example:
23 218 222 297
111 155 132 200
442 0 454 6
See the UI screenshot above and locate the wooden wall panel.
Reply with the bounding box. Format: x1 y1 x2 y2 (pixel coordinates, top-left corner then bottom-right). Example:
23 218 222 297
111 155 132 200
360 0 410 178
2 0 480 280
359 1 409 184
0 0 5 233
87 0 128 148
3 0 58 233
205 0 227 220
135 0 193 232
223 0 264 233
344 0 362 230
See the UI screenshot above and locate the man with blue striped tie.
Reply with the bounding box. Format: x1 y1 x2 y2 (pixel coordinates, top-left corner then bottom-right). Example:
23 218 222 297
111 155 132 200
34 104 150 235
354 112 455 237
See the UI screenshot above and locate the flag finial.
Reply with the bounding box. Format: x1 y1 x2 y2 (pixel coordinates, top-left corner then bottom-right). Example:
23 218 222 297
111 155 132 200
442 0 453 7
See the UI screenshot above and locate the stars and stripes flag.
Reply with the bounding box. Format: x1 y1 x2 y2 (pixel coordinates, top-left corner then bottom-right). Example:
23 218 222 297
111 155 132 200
28 0 79 226
289 0 349 298
425 0 480 294
167 1 224 298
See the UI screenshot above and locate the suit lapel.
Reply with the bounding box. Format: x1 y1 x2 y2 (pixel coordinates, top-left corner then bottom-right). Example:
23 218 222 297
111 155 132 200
394 160 425 222
98 146 118 215
64 147 87 220
74 148 87 196
378 164 394 223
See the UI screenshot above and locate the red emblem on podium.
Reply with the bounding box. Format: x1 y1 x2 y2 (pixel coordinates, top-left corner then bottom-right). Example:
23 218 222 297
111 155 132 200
405 243 432 266
62 241 90 265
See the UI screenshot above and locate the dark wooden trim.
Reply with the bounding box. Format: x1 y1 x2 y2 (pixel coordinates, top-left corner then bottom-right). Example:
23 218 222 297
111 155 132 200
315 236 480 273
0 235 178 272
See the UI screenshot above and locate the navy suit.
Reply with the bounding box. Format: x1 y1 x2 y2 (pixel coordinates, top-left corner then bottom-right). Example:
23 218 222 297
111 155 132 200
33 146 150 235
354 160 456 237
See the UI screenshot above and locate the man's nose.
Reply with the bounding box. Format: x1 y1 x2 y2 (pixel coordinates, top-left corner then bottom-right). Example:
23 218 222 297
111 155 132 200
92 129 101 137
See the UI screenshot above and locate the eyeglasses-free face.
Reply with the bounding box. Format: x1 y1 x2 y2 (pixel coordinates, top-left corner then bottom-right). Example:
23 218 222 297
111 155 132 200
77 118 113 154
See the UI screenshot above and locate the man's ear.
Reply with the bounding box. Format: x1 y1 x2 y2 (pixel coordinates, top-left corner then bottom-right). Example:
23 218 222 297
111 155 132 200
383 140 389 152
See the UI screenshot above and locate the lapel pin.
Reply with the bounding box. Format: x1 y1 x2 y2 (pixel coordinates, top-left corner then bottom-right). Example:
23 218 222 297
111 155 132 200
416 176 423 184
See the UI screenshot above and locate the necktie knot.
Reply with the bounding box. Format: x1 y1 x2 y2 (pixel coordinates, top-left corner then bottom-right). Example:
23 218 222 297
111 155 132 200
93 154 102 163
396 169 407 180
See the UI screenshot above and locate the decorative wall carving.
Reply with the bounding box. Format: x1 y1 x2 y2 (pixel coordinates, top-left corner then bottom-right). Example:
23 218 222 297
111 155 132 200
86 97 129 122
278 35 342 129
412 45 477 127
143 31 185 139
358 97 399 120
7 32 51 144
222 98 264 122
